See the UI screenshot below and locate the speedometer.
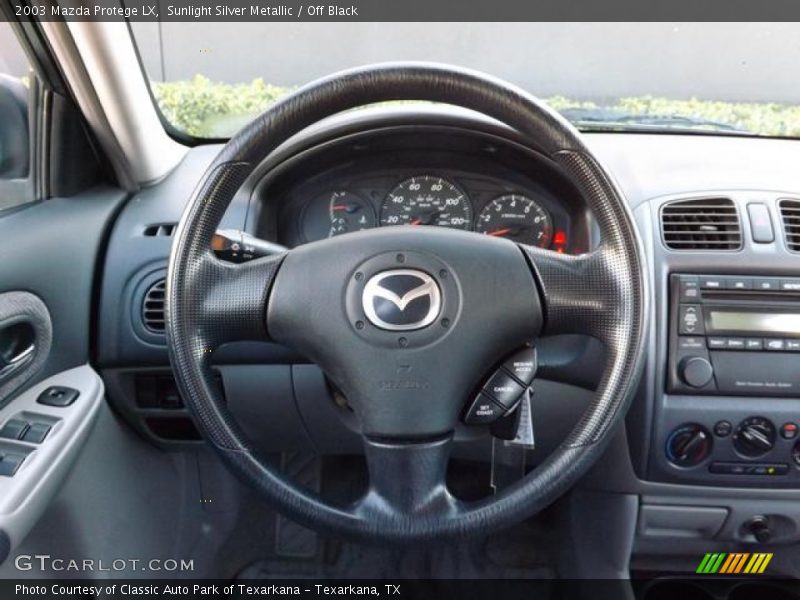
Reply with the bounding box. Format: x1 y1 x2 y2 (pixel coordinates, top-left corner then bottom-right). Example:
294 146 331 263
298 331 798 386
476 194 553 247
380 176 472 230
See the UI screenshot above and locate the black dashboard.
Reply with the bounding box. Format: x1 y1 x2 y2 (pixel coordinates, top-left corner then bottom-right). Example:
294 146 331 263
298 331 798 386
96 105 800 513
90 104 800 558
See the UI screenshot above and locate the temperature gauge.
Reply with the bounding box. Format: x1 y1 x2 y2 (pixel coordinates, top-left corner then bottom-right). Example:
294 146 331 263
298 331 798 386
328 191 376 237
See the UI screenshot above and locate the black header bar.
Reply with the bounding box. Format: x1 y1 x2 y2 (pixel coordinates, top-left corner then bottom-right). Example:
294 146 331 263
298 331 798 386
7 0 800 22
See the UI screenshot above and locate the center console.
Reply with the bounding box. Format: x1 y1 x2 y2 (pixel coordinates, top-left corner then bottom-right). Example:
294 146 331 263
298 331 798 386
656 273 800 485
645 193 800 489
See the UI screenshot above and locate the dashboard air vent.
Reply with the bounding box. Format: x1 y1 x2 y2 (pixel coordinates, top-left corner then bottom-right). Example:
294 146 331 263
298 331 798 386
779 199 800 252
143 223 176 237
661 198 741 250
142 279 166 333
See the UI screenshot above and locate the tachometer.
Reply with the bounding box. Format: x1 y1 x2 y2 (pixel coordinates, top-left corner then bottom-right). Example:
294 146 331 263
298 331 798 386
380 176 472 230
476 194 553 247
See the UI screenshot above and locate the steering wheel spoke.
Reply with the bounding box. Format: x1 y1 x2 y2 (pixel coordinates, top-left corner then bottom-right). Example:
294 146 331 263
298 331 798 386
167 251 285 359
356 436 459 521
520 244 630 345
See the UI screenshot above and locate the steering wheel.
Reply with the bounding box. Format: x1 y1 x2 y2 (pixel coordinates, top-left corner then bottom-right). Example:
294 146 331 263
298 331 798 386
166 63 648 543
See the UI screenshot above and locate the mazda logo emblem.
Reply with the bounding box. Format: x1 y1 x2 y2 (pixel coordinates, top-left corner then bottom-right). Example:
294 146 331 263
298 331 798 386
362 269 442 331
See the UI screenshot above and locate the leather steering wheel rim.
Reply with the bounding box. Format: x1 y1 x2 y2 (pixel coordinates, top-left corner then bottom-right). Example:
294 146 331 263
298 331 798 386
166 62 649 543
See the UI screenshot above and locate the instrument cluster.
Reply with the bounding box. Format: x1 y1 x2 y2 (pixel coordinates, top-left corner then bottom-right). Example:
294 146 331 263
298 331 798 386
295 172 570 251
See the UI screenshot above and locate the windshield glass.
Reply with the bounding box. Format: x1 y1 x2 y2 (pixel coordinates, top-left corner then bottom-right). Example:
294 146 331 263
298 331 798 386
130 22 800 139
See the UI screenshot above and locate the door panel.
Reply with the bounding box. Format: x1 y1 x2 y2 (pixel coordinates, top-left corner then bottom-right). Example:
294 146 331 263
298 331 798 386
0 188 126 400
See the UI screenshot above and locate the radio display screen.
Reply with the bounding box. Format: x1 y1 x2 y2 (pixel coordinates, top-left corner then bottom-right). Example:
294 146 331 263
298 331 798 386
708 311 800 335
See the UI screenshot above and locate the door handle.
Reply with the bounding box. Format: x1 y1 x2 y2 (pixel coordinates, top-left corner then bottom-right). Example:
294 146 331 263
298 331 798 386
0 291 52 404
0 321 36 383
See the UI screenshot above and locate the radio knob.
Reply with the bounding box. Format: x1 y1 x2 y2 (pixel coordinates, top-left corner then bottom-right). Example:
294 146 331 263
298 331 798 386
679 356 714 388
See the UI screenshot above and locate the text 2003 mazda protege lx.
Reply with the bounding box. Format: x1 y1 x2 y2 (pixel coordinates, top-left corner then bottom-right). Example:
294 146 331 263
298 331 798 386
1 11 800 600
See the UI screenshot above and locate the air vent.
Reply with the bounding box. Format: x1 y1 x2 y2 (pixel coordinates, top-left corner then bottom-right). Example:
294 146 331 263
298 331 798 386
779 199 800 252
142 279 166 333
661 198 742 250
143 223 176 237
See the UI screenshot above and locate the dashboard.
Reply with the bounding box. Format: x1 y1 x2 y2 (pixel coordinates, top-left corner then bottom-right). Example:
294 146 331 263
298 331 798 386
96 105 800 503
89 103 800 566
249 125 592 254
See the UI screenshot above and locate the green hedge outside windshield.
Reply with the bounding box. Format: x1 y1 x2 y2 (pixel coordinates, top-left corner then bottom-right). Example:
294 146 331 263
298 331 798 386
151 75 800 139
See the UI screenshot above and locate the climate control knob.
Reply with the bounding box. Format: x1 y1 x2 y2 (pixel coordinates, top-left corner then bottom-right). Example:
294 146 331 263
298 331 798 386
679 356 714 388
666 424 713 467
733 417 776 458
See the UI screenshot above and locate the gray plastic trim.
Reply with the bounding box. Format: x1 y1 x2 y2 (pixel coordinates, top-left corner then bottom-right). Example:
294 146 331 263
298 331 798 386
0 365 103 552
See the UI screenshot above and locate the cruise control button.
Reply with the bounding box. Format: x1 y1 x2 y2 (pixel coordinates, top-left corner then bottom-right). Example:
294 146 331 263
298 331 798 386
464 393 505 425
502 347 537 386
0 419 28 440
482 370 525 409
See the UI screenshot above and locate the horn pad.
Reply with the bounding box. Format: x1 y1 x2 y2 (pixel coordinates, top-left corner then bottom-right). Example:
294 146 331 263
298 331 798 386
346 250 460 348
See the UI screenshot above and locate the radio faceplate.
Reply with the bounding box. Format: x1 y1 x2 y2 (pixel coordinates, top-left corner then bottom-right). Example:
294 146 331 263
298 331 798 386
668 274 800 397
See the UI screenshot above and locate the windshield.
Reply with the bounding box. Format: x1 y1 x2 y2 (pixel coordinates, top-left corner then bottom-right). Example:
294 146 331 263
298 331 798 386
130 22 800 139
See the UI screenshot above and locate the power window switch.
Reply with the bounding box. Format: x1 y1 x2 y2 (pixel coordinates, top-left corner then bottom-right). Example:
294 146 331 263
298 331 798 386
0 454 25 477
21 423 51 444
0 419 29 440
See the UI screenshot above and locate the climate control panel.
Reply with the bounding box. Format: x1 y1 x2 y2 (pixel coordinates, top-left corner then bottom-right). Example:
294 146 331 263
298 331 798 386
655 409 800 487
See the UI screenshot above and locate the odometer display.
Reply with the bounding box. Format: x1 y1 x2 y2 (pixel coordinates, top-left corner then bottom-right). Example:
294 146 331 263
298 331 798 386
476 194 553 247
380 176 472 230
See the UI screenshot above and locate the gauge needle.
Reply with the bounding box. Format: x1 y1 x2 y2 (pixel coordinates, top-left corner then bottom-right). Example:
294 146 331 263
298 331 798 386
487 228 512 237
409 218 423 226
332 203 361 213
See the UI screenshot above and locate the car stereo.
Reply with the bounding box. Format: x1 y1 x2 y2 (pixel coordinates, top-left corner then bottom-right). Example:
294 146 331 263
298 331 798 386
668 274 800 397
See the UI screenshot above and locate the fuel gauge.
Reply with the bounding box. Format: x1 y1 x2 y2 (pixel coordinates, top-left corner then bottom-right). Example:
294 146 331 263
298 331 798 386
329 191 376 236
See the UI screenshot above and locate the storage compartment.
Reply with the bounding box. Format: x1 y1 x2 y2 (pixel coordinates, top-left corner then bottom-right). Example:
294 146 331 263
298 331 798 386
639 504 729 539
